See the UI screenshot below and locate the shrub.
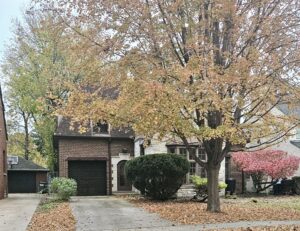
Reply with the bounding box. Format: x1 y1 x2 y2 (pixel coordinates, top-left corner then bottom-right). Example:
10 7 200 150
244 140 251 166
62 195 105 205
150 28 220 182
232 150 300 193
190 175 227 201
50 177 77 200
125 154 189 200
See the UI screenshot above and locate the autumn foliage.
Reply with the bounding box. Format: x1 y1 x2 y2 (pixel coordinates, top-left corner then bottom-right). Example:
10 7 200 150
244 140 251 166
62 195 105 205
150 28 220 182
232 150 300 192
26 0 300 212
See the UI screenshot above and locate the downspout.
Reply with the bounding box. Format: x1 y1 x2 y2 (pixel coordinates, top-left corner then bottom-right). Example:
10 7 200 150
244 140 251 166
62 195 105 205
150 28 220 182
108 138 112 195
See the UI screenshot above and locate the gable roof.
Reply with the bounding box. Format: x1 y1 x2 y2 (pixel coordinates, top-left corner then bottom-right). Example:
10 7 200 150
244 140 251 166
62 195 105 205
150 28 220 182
8 156 49 171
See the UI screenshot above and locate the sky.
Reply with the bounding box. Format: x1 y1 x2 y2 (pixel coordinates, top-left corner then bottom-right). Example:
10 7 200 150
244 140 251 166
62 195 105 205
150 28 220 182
0 0 30 84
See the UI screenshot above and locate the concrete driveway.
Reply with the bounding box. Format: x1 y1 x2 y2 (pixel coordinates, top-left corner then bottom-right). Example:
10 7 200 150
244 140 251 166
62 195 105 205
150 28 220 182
0 194 40 231
70 196 173 231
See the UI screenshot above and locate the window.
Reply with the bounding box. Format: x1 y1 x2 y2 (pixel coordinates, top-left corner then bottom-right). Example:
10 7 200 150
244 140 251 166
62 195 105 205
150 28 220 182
190 162 196 175
167 147 176 154
179 147 187 156
140 144 145 156
93 121 109 134
198 147 206 161
188 148 196 160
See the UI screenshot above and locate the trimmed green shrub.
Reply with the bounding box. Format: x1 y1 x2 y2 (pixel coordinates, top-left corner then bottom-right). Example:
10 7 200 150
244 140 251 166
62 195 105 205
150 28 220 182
190 175 227 201
125 154 189 200
50 177 77 200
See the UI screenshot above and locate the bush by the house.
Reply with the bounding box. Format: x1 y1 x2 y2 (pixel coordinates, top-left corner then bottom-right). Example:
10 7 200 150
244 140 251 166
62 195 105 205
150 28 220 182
50 177 77 200
125 153 189 200
190 175 227 201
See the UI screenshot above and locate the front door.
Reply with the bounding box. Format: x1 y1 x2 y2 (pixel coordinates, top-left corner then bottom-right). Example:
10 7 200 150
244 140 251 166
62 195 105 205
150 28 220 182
117 160 131 191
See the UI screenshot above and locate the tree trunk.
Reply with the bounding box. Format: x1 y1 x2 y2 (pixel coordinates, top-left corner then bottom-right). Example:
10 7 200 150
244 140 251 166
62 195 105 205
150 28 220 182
206 164 221 212
22 112 30 160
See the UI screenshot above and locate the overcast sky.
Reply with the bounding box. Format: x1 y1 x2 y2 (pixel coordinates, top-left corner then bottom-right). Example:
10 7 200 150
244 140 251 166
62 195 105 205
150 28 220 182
0 0 30 85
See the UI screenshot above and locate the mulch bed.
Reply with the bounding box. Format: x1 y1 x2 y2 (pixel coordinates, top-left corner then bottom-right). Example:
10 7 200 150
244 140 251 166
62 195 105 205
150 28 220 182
127 197 300 225
27 198 75 231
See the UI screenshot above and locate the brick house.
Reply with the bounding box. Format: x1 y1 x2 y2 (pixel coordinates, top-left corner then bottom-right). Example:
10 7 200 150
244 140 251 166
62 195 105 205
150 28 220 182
0 87 8 199
54 116 134 195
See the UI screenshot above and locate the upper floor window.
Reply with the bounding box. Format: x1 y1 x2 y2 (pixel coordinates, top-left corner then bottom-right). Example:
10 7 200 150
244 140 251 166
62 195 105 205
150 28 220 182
93 121 109 134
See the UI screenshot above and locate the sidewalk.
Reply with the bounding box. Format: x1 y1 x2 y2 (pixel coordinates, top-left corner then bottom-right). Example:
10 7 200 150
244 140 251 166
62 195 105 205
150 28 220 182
123 220 300 231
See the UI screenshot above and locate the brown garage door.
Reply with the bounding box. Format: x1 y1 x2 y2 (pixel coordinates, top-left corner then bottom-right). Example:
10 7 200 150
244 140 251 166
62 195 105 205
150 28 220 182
68 161 107 196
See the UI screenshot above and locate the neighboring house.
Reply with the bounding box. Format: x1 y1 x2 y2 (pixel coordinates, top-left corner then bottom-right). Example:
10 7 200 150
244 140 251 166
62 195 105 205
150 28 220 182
7 156 49 193
227 105 300 193
0 87 7 199
54 117 135 196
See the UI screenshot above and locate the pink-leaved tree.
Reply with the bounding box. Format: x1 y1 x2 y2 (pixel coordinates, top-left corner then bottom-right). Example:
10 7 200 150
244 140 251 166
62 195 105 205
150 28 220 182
232 150 300 193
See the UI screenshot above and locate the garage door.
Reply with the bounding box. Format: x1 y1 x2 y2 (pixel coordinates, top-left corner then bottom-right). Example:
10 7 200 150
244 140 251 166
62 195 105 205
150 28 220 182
8 171 36 193
68 161 107 196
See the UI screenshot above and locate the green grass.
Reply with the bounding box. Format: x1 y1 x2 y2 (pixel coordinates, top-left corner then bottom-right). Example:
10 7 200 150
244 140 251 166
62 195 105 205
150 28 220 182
248 197 300 211
37 197 65 213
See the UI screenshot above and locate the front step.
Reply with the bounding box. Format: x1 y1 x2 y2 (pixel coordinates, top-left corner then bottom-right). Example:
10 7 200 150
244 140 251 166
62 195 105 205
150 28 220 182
177 184 196 198
113 191 139 196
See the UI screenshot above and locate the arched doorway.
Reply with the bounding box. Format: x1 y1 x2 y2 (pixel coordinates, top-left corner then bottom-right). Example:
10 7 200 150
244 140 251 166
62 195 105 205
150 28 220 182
117 160 131 191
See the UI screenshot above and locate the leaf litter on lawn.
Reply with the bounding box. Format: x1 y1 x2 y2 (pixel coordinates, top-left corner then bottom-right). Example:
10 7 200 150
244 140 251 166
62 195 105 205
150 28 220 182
127 196 300 225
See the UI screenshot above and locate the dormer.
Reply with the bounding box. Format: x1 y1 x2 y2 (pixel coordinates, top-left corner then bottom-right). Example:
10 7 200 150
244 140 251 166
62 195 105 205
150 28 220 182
92 121 110 136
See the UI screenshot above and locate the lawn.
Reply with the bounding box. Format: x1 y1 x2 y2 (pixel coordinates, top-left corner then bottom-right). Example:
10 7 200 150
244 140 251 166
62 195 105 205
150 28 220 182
127 195 300 225
27 196 75 231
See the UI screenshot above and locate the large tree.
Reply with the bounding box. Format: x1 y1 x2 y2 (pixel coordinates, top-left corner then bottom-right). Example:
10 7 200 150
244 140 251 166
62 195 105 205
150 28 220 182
1 11 80 170
34 0 300 212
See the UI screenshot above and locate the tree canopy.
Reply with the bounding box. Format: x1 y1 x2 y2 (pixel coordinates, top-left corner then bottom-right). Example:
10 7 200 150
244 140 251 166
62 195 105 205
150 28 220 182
1 12 81 170
30 0 300 212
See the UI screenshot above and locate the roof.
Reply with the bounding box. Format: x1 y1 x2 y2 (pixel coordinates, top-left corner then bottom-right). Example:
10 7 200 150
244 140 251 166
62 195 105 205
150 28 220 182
55 117 134 139
8 156 49 171
290 140 300 149
277 103 300 117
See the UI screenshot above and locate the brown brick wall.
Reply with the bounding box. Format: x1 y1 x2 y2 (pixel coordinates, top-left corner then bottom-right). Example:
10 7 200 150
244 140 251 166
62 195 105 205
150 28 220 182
36 172 48 192
111 140 134 157
58 138 133 195
0 97 7 199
